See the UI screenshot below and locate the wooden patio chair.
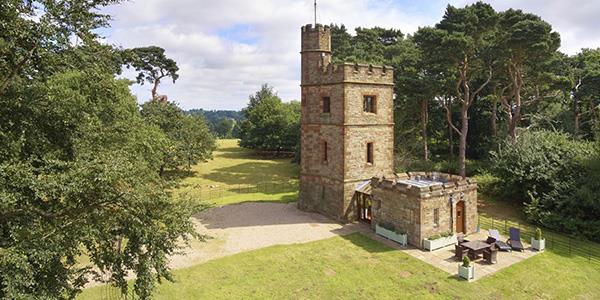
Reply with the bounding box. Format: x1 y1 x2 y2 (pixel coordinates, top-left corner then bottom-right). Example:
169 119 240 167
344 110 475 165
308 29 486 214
483 245 498 264
455 244 468 261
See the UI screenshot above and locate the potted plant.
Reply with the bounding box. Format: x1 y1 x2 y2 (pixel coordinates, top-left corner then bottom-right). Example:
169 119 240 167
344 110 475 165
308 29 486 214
531 227 545 251
458 256 474 281
375 222 407 246
423 231 456 251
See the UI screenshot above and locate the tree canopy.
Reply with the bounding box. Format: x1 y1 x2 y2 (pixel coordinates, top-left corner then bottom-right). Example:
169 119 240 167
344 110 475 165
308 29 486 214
0 1 213 298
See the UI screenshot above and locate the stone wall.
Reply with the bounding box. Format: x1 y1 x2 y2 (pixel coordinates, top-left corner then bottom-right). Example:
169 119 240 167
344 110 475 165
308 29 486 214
371 172 478 248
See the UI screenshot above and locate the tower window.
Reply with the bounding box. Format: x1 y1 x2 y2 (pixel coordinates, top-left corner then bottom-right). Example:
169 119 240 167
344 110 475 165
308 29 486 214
433 208 440 227
366 142 373 164
322 97 331 113
323 141 328 163
363 95 376 113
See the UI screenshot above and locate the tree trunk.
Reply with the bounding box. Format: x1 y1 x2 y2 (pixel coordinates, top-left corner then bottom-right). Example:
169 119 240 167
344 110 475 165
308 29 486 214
151 80 159 100
448 123 454 159
491 96 498 138
421 98 429 161
458 103 468 177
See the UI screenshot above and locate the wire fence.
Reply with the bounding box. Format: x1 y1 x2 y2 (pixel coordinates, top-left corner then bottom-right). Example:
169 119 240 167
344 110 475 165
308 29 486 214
478 215 600 264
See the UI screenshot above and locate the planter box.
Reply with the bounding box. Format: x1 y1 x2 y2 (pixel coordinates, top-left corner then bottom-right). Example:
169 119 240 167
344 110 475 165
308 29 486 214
458 265 474 281
423 234 456 251
531 238 545 251
375 224 407 246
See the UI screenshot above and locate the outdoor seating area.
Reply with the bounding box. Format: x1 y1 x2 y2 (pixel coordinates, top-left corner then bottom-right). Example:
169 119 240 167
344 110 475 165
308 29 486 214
402 228 539 281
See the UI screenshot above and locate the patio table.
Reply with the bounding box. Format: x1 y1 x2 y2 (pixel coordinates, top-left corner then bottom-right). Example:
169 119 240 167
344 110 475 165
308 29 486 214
461 240 491 260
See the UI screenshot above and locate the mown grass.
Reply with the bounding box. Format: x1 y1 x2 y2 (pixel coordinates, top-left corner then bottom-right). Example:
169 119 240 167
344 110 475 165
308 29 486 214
172 139 299 206
79 233 600 299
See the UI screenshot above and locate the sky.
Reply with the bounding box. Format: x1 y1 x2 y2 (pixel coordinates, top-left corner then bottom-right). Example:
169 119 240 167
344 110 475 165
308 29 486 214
100 0 600 110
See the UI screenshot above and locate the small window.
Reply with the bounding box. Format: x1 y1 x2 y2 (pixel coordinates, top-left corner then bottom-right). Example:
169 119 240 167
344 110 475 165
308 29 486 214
322 96 331 113
433 208 440 227
363 95 376 113
366 142 373 164
322 141 328 163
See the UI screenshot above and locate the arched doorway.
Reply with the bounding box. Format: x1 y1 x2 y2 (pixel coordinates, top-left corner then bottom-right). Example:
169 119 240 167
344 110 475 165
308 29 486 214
455 201 465 233
357 193 372 223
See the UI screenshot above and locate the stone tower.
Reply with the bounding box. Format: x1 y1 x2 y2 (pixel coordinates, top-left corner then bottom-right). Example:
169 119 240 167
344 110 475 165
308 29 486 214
298 24 395 222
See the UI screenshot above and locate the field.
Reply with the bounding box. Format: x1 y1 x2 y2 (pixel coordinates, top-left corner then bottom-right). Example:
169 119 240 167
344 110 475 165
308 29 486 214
171 139 299 206
78 141 600 299
80 233 600 299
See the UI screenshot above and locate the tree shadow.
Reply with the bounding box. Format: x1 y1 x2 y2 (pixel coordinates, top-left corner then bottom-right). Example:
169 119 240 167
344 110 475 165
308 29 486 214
338 232 395 253
201 162 298 187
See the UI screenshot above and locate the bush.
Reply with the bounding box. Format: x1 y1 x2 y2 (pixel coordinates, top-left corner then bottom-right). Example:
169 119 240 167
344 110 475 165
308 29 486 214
490 130 600 242
472 172 501 195
462 256 471 268
490 130 593 204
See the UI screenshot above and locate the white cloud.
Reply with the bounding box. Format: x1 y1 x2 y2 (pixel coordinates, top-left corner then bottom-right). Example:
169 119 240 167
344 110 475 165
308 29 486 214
102 0 599 110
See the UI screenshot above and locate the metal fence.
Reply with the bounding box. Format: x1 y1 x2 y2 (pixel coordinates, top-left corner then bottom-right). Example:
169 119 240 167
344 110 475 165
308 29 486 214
478 215 600 264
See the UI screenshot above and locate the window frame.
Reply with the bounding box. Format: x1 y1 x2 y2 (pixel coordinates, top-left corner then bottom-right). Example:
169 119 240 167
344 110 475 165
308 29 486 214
363 95 377 113
322 141 328 163
322 96 331 113
366 142 374 165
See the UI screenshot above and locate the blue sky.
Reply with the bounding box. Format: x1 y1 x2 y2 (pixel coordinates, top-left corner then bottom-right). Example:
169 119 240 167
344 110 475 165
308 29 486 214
100 0 600 110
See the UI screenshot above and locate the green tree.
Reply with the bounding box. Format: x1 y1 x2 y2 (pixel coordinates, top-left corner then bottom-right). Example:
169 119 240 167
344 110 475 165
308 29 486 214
414 2 498 177
215 118 236 138
239 85 300 152
124 46 179 100
495 9 561 142
569 48 600 137
140 100 216 175
0 1 204 298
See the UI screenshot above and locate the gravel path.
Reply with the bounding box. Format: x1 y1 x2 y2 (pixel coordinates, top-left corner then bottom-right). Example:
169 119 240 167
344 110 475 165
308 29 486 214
168 202 359 269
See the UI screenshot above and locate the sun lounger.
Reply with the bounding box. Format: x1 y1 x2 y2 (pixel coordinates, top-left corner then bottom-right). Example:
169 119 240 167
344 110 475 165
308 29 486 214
507 227 525 252
488 229 512 252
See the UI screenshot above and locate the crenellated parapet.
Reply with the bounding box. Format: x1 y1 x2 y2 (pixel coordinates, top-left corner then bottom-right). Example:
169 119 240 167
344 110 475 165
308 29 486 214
303 62 394 86
301 24 331 52
370 172 477 199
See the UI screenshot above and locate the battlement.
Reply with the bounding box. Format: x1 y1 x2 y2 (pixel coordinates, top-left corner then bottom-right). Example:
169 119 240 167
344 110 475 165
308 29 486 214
304 62 394 85
371 172 477 198
301 23 331 33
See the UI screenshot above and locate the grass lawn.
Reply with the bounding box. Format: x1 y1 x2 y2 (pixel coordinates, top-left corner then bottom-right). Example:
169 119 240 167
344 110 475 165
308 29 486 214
171 139 299 206
79 233 600 299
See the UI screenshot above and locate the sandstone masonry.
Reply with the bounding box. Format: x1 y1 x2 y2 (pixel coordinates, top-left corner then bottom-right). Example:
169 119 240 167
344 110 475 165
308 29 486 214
298 24 395 222
297 24 478 248
371 172 478 247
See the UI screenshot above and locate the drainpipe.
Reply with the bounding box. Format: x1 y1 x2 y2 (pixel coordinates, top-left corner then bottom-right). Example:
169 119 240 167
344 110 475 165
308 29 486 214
449 194 455 233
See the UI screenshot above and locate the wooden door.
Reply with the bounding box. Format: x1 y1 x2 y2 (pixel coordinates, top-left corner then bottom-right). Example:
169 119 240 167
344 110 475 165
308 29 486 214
455 201 465 233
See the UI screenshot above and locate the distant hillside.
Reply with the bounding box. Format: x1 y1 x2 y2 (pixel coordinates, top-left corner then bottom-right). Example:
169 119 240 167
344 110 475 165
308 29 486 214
187 109 243 138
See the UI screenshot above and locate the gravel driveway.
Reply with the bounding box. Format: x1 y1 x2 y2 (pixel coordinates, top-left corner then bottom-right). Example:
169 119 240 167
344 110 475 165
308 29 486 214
169 202 359 269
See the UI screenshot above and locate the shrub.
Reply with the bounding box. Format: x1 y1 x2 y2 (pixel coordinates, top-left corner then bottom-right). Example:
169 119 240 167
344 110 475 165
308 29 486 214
378 222 395 232
462 256 471 268
490 130 600 242
472 172 501 195
428 231 453 240
535 228 543 240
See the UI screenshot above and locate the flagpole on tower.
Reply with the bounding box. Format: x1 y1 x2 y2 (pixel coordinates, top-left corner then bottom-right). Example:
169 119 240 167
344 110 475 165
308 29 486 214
314 0 317 26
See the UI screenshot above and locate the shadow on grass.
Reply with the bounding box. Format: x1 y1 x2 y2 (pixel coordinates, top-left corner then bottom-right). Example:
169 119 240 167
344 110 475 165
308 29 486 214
201 162 298 187
338 232 395 253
